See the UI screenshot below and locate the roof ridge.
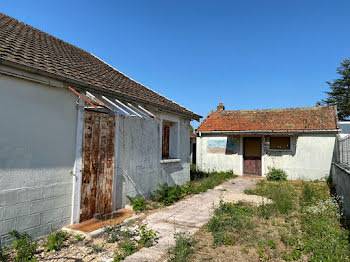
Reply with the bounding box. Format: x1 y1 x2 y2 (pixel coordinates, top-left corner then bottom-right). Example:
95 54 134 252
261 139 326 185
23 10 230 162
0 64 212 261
217 105 334 113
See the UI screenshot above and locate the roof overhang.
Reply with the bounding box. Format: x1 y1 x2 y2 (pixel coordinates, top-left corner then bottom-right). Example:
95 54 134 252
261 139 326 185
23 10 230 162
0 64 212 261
196 129 340 136
0 58 202 121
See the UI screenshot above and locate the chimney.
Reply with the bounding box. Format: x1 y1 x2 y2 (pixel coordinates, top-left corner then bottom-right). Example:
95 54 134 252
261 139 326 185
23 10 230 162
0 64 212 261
217 102 225 111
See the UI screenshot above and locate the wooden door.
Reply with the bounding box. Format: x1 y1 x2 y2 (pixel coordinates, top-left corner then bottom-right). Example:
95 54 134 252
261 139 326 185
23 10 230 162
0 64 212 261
80 110 116 222
243 137 262 176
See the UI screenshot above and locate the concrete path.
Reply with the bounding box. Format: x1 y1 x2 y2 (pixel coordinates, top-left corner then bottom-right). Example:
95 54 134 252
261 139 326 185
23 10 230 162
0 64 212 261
124 177 266 262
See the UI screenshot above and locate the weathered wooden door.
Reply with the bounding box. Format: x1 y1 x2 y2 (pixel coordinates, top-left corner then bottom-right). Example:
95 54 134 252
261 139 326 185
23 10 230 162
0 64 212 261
243 137 262 176
80 110 116 222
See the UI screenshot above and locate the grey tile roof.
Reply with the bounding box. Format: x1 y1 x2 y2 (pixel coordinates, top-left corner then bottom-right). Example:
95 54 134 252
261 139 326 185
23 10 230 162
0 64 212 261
0 13 200 119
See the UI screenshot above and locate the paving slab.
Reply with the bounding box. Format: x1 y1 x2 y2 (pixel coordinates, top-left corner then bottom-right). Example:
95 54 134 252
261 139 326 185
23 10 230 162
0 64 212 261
124 176 264 262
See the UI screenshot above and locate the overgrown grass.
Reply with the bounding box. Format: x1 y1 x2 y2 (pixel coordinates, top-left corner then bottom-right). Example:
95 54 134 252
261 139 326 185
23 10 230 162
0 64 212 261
167 232 198 262
128 167 237 210
198 180 350 261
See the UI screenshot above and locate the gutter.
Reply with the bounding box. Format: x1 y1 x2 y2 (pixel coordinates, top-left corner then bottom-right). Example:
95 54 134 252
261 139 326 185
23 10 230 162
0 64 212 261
196 129 340 136
0 58 202 121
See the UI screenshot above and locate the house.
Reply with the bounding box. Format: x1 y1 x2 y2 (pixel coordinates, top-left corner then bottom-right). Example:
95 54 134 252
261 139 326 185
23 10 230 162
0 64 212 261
196 103 338 179
0 13 201 244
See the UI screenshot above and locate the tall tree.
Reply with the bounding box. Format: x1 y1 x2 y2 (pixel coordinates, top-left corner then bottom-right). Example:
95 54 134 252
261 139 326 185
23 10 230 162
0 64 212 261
317 59 350 120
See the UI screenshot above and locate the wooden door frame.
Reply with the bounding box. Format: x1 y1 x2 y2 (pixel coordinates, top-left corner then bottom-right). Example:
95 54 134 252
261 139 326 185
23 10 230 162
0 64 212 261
240 135 264 176
71 105 119 225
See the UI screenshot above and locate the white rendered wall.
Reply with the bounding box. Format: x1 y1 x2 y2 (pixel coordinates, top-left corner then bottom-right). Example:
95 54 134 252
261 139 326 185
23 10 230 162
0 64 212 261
0 74 77 244
196 135 241 174
197 134 336 180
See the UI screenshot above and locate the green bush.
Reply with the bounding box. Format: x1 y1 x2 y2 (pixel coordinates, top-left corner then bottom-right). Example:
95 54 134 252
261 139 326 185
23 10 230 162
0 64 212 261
154 183 183 205
9 230 37 262
266 167 287 181
127 195 147 211
168 232 198 262
137 224 158 247
45 230 68 251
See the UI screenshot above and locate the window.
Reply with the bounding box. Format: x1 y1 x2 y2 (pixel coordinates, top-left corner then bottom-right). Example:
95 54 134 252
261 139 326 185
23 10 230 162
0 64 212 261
162 121 170 159
269 136 290 150
161 120 179 160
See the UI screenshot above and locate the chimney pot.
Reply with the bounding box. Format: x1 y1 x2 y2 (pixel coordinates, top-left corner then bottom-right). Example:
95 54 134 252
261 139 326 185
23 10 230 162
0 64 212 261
217 103 225 111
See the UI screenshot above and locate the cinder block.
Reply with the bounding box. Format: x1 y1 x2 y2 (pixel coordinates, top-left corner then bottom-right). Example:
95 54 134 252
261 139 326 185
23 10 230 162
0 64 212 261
0 190 18 206
0 233 12 247
42 183 71 198
3 203 31 220
16 214 41 231
0 219 16 235
31 198 53 213
17 188 43 203
54 194 72 208
41 208 64 224
25 224 52 240
51 218 70 230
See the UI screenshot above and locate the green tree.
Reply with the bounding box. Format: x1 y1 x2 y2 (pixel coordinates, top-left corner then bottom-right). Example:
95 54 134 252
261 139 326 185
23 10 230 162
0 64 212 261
317 59 350 120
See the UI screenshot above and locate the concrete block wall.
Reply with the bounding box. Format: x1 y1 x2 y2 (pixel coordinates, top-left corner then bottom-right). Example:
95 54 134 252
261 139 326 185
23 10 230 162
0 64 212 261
116 114 191 209
0 182 72 246
332 163 350 218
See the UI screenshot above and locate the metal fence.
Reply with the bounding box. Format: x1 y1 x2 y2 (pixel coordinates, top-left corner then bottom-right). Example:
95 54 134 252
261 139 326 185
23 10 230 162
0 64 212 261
339 135 350 165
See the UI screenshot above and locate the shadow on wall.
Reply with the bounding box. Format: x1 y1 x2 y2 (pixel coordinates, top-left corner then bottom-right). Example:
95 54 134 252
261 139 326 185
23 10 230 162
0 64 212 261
115 163 184 209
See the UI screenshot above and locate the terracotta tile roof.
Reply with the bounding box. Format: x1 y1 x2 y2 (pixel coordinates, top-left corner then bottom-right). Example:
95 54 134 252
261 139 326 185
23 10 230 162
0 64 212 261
197 106 338 132
0 13 200 120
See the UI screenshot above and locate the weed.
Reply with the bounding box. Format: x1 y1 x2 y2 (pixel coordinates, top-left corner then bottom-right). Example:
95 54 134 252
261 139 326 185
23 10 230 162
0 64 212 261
282 249 302 261
126 195 147 211
45 230 68 251
0 246 9 262
207 201 255 246
154 183 183 205
73 234 84 241
104 224 134 243
137 224 158 247
257 203 276 219
167 232 198 262
8 230 37 262
265 239 276 249
113 241 138 262
91 244 103 253
246 180 296 214
266 167 287 181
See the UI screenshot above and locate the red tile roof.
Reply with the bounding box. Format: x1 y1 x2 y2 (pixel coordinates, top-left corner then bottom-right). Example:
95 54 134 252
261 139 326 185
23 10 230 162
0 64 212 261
197 106 338 132
0 13 200 120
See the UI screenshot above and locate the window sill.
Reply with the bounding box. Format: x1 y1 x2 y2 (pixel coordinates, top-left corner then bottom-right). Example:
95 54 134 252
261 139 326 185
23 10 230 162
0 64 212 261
160 159 181 164
267 149 291 152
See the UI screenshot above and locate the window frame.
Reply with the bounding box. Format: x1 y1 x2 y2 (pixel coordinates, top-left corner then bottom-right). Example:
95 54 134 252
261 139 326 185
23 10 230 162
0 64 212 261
268 136 292 151
160 115 180 162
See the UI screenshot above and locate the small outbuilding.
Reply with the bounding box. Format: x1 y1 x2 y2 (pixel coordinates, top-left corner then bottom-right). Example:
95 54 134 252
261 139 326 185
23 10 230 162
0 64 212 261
196 103 339 179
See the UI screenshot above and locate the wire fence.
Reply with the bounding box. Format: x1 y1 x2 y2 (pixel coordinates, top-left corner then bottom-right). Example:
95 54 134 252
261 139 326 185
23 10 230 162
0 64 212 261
339 135 350 165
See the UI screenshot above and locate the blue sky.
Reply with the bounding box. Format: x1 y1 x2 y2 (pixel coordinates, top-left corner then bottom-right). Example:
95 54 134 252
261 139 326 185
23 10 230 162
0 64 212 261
2 1 349 128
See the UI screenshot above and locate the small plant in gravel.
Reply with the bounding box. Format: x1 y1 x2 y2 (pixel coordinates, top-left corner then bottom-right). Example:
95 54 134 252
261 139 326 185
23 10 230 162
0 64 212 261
154 183 183 205
45 230 68 251
136 224 158 247
104 224 135 243
8 230 37 262
167 232 198 262
73 234 84 241
91 244 103 253
126 195 147 211
113 241 138 262
266 167 287 181
0 246 9 262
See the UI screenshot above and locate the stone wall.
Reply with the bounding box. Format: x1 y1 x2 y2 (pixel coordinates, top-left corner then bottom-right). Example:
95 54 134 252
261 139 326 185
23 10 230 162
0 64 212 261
331 163 350 218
